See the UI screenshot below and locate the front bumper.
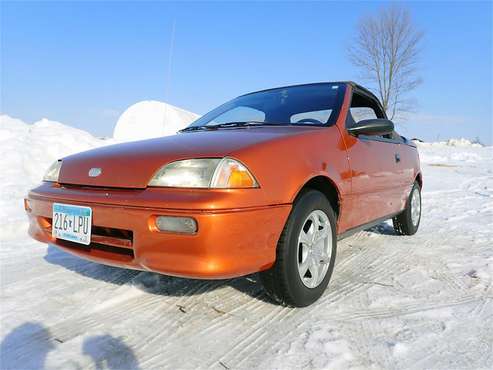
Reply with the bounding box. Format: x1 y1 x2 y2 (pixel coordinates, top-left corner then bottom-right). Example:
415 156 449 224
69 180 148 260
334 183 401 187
25 184 291 279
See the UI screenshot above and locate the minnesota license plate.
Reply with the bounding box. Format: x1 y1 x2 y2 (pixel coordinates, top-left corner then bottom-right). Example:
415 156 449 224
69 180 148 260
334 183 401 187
52 203 92 245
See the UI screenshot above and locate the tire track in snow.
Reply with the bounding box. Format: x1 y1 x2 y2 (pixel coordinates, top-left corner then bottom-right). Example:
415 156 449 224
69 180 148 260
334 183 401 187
229 309 300 368
137 281 252 359
137 281 274 368
140 300 287 369
212 234 421 366
290 203 485 367
210 306 290 369
43 278 227 345
320 235 415 305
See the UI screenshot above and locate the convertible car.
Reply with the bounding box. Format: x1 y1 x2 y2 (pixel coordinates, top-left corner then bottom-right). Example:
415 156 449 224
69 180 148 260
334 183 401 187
25 82 422 307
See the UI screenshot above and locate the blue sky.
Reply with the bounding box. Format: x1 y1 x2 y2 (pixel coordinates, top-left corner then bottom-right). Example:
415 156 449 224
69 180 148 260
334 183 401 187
1 1 492 143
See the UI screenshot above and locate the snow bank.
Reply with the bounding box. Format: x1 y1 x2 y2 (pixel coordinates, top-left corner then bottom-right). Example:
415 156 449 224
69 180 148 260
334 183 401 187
113 100 199 142
1 99 199 238
415 138 489 165
0 115 106 240
446 138 483 147
414 138 484 148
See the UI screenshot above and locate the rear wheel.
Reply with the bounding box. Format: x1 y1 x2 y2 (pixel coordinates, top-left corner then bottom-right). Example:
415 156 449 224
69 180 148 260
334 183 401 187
259 190 337 307
393 181 421 235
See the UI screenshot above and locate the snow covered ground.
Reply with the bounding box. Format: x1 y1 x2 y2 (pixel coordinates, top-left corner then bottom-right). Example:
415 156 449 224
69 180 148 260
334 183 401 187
1 115 492 370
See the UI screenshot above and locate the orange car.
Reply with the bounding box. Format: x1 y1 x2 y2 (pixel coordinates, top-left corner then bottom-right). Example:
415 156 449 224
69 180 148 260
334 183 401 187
25 82 422 307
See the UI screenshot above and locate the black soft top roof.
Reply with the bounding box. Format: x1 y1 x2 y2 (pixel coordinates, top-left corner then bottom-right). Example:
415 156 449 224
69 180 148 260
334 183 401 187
240 81 380 104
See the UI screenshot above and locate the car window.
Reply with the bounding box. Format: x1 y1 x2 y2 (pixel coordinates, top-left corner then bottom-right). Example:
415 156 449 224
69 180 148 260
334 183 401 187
291 109 332 124
348 91 393 139
187 83 346 128
350 107 377 122
208 106 265 125
348 92 384 123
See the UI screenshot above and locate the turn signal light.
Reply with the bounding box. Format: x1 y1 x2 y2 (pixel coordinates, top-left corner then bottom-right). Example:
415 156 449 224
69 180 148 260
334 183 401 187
210 158 258 188
227 166 256 188
154 216 197 234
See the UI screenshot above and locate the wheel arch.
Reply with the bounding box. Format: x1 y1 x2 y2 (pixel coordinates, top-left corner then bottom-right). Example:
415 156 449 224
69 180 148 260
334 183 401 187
293 175 341 220
415 172 423 189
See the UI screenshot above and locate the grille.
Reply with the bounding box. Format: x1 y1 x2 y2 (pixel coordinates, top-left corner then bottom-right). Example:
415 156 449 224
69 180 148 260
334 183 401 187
57 239 134 258
42 217 135 260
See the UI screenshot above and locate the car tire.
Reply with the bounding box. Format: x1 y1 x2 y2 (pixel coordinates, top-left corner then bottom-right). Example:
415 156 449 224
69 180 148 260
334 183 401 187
259 190 337 307
393 181 421 235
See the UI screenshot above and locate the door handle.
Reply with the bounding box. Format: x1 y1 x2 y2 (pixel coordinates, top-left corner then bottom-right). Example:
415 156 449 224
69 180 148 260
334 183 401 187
395 153 401 163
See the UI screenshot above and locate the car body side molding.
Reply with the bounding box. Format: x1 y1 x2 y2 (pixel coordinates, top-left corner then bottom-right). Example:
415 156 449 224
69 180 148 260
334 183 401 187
337 211 402 240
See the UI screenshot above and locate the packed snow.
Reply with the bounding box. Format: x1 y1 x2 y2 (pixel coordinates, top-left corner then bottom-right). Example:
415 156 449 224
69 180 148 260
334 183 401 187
113 100 199 141
0 115 107 241
0 115 492 369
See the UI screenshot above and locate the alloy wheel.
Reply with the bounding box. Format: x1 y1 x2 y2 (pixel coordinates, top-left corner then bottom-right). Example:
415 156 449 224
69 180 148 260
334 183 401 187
296 210 332 288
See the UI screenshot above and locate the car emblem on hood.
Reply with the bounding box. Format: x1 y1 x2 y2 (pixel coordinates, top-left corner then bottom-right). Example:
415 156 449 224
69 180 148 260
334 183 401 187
88 168 102 177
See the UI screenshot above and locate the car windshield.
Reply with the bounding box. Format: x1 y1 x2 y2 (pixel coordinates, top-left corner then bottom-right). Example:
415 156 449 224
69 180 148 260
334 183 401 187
185 83 346 130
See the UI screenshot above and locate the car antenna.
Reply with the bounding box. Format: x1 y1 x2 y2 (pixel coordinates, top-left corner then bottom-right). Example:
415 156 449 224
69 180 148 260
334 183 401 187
163 19 176 133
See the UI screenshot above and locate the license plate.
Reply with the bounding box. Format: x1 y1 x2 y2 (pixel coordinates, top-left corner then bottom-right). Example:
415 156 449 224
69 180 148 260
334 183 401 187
52 203 92 245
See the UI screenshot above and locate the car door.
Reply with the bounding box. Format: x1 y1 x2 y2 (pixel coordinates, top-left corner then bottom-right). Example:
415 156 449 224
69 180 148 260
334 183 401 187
392 131 419 209
341 89 404 228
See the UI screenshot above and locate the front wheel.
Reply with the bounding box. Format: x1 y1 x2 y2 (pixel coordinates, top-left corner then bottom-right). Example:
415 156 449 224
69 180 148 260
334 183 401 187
393 181 421 235
259 190 337 307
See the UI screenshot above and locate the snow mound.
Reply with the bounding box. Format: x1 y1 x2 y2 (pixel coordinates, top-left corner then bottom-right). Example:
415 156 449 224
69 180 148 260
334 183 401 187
416 137 489 165
415 138 484 148
0 114 107 240
446 138 483 147
113 100 199 142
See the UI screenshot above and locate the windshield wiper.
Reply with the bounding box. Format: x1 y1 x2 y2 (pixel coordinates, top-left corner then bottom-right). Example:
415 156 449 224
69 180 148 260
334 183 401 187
207 121 267 129
179 126 213 132
180 121 292 132
209 121 297 129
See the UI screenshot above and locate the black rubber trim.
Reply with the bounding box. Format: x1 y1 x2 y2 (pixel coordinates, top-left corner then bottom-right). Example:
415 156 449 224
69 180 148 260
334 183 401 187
358 135 418 148
337 211 402 240
57 239 135 257
357 135 403 145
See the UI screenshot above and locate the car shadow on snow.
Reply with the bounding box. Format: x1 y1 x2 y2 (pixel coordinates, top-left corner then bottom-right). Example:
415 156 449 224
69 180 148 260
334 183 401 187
43 220 396 306
367 221 397 236
43 245 275 305
0 322 140 370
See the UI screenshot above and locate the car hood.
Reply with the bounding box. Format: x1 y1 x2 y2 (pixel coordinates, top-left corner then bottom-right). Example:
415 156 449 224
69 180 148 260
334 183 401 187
59 126 319 188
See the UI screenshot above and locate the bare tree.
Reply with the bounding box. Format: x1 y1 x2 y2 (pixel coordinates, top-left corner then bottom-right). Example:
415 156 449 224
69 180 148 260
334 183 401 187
348 6 423 120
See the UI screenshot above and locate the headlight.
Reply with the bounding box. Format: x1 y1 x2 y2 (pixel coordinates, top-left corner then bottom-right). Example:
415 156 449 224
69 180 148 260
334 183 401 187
43 160 62 182
149 157 258 188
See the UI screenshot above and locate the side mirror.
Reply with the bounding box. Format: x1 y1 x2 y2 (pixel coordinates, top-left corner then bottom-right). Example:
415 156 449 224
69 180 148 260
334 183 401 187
347 119 394 136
